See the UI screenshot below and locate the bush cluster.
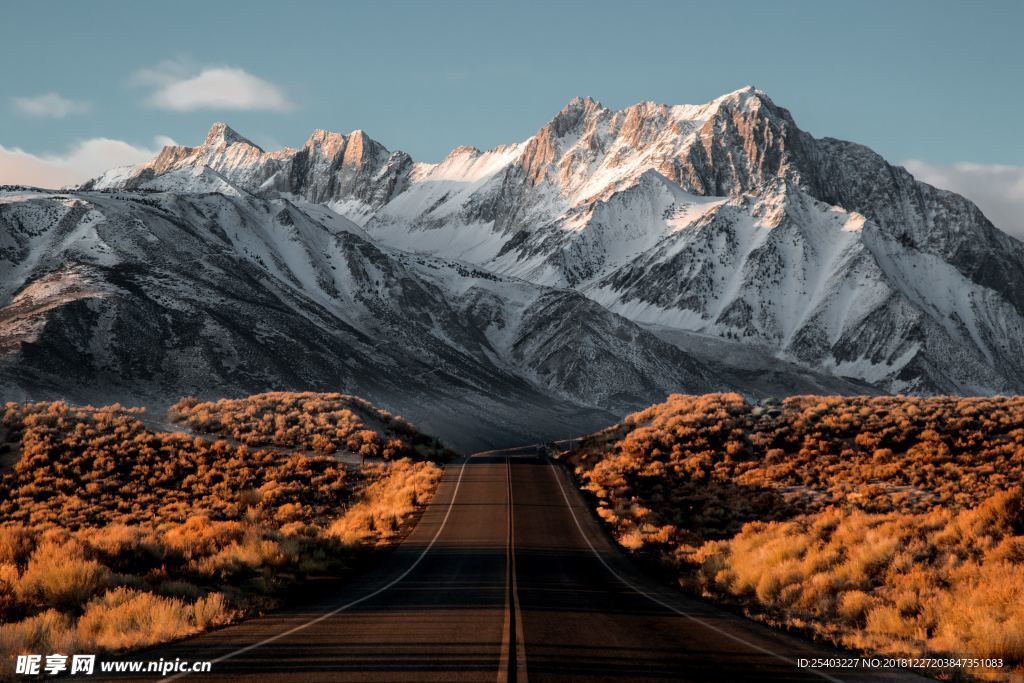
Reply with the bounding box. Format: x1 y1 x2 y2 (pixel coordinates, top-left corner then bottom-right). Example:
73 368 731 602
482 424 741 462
561 394 1024 679
0 401 349 529
0 397 443 673
169 392 450 461
690 491 1024 671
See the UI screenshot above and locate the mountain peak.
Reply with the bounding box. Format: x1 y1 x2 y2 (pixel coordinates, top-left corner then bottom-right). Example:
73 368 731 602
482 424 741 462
563 95 601 110
447 145 482 158
711 85 772 112
306 128 347 149
541 96 606 140
204 122 261 150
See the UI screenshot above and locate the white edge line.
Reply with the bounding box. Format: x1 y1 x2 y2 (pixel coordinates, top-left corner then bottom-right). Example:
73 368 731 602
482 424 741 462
545 456 846 683
162 455 473 682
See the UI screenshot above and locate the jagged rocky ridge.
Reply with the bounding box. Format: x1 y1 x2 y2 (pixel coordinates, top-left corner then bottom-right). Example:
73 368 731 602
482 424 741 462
86 123 411 225
4 86 1021 447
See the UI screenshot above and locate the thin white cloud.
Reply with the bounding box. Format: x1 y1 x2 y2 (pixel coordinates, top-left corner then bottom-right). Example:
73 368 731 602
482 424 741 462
904 160 1024 240
0 136 173 189
12 92 92 118
132 61 292 112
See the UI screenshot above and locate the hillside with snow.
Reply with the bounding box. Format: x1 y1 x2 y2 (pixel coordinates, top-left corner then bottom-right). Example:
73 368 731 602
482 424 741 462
0 187 734 449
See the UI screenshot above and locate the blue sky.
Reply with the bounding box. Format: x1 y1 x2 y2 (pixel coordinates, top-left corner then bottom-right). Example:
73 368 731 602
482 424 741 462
2 0 1022 232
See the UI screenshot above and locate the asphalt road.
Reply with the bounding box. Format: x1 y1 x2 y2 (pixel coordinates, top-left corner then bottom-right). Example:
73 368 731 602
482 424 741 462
103 448 928 682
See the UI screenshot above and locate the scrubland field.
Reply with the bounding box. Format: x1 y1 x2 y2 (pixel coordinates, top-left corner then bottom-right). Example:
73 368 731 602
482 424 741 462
0 393 445 669
559 394 1024 680
4 389 1022 680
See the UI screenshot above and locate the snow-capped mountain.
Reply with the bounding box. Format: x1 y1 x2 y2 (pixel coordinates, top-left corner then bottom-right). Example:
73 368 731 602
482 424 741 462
5 86 1021 443
364 88 1024 394
88 86 1023 394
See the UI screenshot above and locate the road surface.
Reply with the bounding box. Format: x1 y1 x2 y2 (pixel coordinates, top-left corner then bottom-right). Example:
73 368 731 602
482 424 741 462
106 447 927 682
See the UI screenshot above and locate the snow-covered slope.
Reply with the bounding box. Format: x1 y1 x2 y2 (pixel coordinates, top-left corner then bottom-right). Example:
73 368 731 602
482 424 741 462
73 87 1024 396
0 188 724 449
587 180 1024 394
